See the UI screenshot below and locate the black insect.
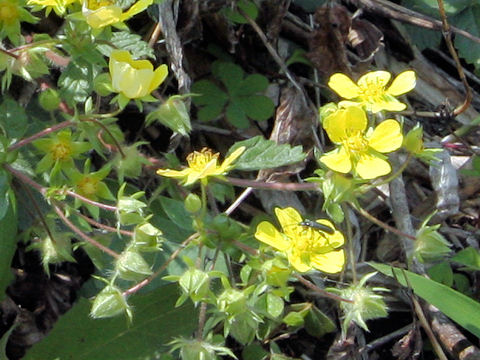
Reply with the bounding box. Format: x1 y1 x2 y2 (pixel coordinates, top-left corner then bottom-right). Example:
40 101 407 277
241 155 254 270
298 219 335 234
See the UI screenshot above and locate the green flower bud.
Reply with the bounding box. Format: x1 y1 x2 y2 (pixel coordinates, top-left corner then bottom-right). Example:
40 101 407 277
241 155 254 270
146 95 191 136
403 124 424 154
184 193 202 213
217 288 247 316
93 73 114 96
115 249 152 281
415 222 451 263
38 88 61 111
178 268 210 303
134 222 164 252
90 285 130 319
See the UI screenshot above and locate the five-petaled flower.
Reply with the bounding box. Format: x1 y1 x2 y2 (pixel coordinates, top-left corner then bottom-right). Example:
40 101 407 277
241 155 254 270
156 147 245 186
255 207 345 274
109 49 168 100
328 70 416 113
320 106 403 179
82 0 152 29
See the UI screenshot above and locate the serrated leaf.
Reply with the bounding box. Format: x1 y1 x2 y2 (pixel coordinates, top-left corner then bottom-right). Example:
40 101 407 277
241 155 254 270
191 80 228 106
24 285 197 360
370 262 480 338
229 136 306 171
59 60 98 104
0 196 17 302
238 95 274 121
97 31 155 59
0 96 28 138
304 306 336 338
266 293 284 318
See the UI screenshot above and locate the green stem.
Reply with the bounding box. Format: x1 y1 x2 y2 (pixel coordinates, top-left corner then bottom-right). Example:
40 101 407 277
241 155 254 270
343 203 357 283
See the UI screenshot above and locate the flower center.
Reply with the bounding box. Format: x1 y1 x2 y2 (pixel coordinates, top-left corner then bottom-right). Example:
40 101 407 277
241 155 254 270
51 141 72 161
87 0 114 10
186 148 219 171
359 79 384 102
0 2 18 24
344 131 368 154
77 176 98 197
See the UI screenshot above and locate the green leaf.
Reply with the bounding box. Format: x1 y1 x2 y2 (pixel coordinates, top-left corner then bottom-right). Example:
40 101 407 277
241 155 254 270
226 102 249 129
370 262 480 338
239 95 275 121
212 61 244 94
223 0 259 24
0 195 17 302
452 5 480 68
0 96 28 138
158 196 194 231
59 59 98 105
98 31 155 59
427 261 453 286
266 293 284 318
230 136 306 171
191 80 228 106
304 305 336 338
236 74 269 96
451 247 480 271
24 285 197 360
198 103 225 122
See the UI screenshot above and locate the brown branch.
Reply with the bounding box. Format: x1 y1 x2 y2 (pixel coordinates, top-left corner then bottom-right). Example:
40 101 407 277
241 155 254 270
436 0 472 116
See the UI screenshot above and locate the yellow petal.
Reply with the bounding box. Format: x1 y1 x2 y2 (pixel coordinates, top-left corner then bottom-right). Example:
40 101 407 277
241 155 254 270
311 250 345 273
324 106 367 143
320 147 352 174
275 207 302 233
314 219 345 248
357 71 391 90
148 64 169 93
156 168 189 179
117 66 153 98
85 6 122 28
255 221 290 251
328 73 361 99
218 146 245 173
368 119 403 153
121 0 153 20
356 153 391 179
288 252 312 273
370 97 406 113
387 70 416 96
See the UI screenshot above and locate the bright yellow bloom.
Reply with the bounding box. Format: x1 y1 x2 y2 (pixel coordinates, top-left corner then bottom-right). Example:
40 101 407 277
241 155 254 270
328 70 416 113
255 207 345 274
82 0 152 28
156 147 245 186
0 0 37 45
320 106 403 179
109 49 168 99
27 0 77 16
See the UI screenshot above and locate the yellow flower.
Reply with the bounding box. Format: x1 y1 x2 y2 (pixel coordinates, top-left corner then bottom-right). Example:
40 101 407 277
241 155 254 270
255 207 345 274
28 0 77 16
82 0 152 29
156 147 245 186
328 70 416 113
0 0 37 45
320 106 403 179
109 49 168 99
